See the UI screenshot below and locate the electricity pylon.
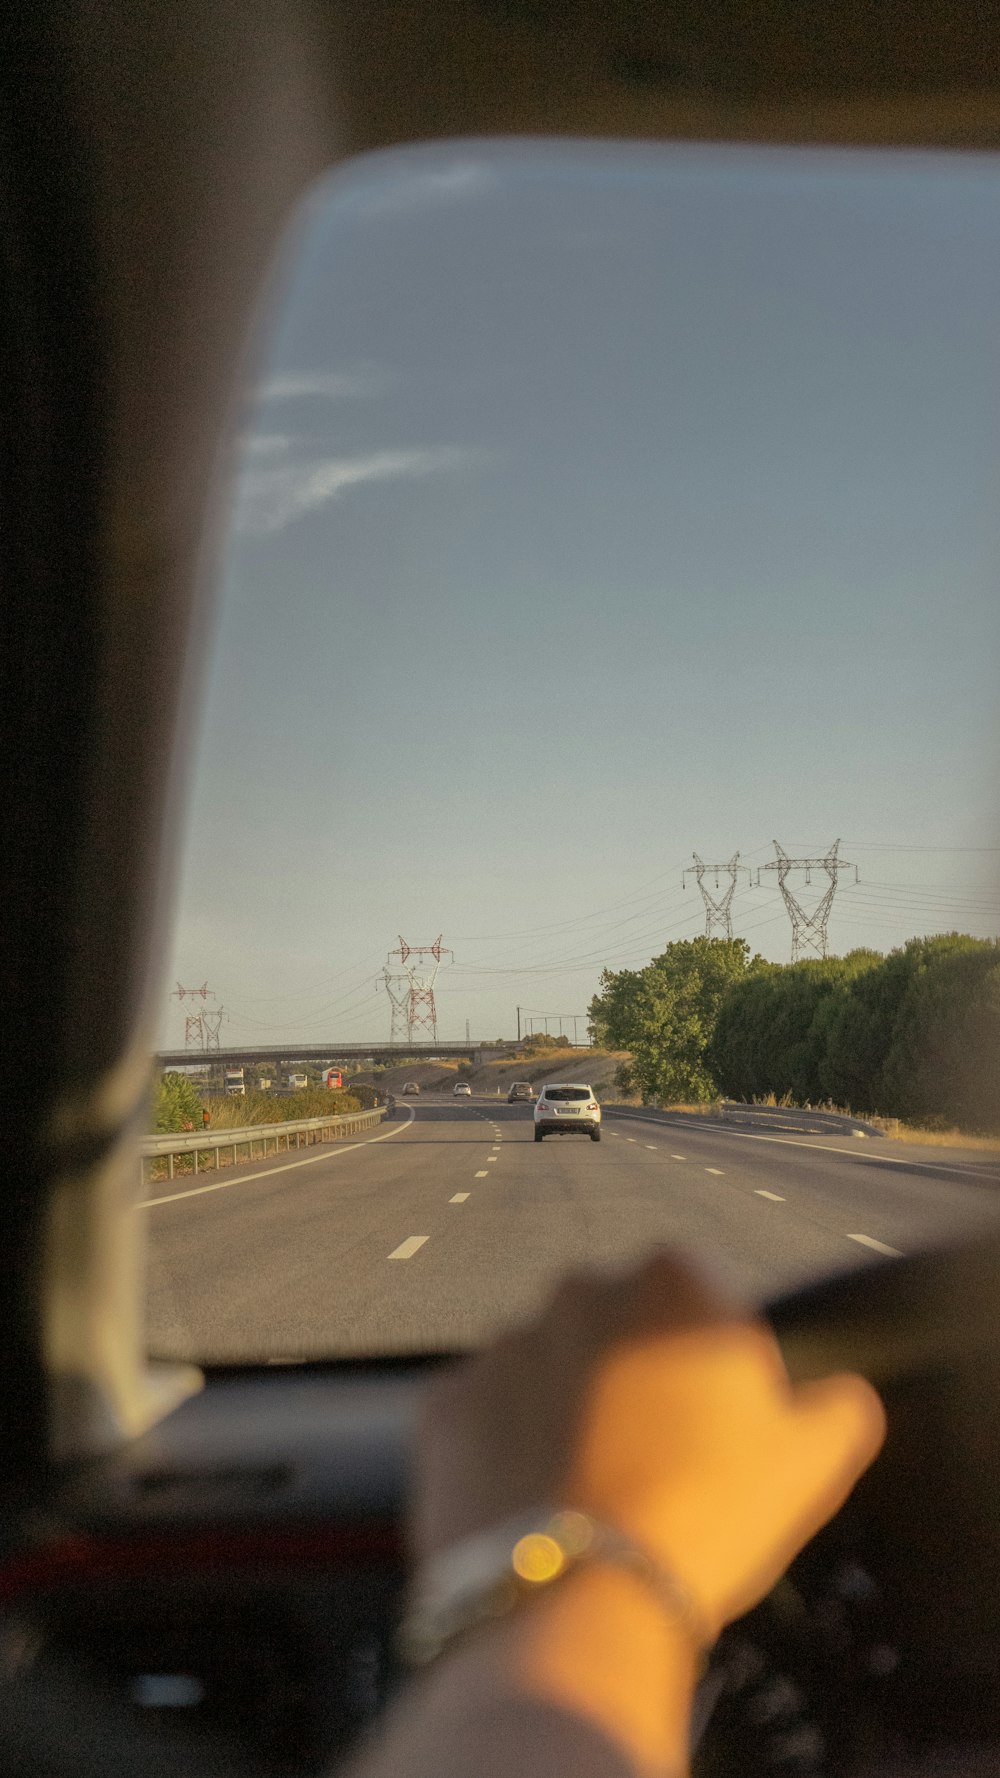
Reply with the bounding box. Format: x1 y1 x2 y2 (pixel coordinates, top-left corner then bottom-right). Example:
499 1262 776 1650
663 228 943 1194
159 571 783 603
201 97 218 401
683 852 747 939
379 971 411 1045
387 936 453 1043
173 982 212 1049
758 840 858 961
201 1007 225 1051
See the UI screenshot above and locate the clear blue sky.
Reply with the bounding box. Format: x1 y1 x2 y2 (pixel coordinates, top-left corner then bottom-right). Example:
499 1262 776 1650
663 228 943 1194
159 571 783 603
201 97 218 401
163 141 1000 1047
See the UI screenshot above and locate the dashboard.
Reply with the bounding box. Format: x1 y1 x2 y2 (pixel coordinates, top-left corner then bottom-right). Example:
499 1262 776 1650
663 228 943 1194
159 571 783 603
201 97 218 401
2 1239 1000 1776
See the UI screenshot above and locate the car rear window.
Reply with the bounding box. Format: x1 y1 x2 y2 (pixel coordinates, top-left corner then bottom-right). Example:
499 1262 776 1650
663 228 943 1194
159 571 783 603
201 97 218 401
543 1087 590 1102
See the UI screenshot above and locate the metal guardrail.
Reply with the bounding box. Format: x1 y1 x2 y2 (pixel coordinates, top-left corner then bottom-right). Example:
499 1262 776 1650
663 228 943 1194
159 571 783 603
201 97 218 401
718 1101 886 1137
140 1107 386 1184
603 1102 886 1138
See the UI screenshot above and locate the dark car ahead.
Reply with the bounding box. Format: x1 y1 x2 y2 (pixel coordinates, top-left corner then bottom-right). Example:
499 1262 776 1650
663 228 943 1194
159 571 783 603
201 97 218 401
507 1081 535 1103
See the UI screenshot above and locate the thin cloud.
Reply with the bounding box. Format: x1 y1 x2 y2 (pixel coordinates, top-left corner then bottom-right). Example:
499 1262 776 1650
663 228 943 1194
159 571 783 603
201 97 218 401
256 367 386 402
234 446 469 536
338 159 499 219
239 432 294 458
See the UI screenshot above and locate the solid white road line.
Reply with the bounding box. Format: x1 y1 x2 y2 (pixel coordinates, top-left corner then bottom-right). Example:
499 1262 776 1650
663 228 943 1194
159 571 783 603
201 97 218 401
705 1168 724 1176
755 1190 785 1202
450 1193 470 1203
619 1116 996 1183
475 1170 489 1178
847 1232 903 1257
142 1107 416 1208
388 1235 429 1259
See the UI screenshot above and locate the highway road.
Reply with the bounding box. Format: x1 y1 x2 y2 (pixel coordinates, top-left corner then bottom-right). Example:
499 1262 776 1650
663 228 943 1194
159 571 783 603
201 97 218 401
144 1098 1000 1363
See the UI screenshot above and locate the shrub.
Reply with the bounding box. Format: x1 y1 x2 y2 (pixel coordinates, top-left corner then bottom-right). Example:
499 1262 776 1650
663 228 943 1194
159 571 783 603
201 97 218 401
154 1072 204 1133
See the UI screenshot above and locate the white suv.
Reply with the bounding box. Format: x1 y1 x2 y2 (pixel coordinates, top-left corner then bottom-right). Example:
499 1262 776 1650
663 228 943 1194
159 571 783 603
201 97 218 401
534 1083 601 1142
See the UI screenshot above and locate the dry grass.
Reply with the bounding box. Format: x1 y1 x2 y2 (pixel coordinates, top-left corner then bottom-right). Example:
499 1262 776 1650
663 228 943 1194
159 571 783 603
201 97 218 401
746 1092 1000 1152
878 1121 1000 1152
202 1089 361 1128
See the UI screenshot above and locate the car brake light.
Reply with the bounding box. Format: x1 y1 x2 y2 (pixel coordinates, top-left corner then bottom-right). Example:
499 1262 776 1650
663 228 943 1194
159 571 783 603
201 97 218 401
588 1102 598 1110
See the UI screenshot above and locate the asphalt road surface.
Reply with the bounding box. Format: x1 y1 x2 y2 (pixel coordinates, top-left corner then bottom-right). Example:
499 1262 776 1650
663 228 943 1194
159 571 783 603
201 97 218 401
144 1098 1000 1363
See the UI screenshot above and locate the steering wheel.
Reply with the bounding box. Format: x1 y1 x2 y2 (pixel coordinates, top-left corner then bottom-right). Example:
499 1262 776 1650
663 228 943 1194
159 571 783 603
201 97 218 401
691 1230 1000 1774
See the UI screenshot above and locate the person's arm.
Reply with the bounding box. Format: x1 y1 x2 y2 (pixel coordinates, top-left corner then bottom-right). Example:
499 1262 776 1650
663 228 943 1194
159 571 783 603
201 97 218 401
346 1251 886 1778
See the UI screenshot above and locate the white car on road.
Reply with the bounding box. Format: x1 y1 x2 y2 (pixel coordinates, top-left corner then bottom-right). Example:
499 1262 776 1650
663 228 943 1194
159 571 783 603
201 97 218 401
453 1081 472 1096
534 1083 601 1142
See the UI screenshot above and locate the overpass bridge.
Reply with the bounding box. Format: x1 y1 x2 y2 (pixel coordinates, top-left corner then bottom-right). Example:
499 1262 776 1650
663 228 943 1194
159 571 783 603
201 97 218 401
156 1041 513 1070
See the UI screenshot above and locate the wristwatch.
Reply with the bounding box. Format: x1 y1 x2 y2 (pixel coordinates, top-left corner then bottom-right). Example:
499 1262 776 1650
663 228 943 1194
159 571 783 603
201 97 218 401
397 1505 711 1667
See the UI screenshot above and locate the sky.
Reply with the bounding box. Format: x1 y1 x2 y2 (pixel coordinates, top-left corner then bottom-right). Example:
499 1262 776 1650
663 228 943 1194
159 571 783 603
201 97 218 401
162 140 1000 1049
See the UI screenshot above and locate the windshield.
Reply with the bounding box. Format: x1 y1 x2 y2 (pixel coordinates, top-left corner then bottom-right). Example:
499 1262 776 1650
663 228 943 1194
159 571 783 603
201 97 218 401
147 142 1000 1364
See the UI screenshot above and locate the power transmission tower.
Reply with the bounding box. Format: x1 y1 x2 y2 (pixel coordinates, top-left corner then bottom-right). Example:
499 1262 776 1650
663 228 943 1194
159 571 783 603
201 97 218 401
683 853 748 940
388 936 453 1044
201 1007 225 1051
758 840 858 961
173 982 212 1049
379 971 411 1045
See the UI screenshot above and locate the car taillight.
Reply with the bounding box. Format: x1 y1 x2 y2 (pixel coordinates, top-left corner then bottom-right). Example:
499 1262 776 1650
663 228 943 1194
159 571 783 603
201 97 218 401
588 1102 598 1110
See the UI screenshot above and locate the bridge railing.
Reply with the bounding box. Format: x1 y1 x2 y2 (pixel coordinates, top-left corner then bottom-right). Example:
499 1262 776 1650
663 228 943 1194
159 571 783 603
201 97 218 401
140 1106 386 1186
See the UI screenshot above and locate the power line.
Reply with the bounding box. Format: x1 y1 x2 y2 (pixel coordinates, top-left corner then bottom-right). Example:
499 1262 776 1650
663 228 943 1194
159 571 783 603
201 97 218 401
450 863 694 944
222 950 386 1007
843 841 1000 853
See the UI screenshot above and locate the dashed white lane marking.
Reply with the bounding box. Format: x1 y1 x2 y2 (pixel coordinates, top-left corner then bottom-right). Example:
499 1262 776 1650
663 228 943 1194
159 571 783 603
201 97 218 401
142 1107 416 1208
450 1193 470 1204
847 1232 903 1257
388 1235 429 1259
475 1170 489 1178
705 1168 724 1176
626 1138 637 1143
645 1145 657 1150
671 1155 686 1161
755 1190 785 1202
488 1153 499 1160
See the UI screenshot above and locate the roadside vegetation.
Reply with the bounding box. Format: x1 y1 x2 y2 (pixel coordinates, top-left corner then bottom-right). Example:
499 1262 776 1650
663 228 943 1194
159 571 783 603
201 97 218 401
199 1088 363 1128
589 933 1000 1137
152 1077 363 1133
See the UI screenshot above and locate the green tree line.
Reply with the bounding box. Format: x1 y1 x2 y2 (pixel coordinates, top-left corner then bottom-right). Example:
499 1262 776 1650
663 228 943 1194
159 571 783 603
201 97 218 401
588 933 1000 1133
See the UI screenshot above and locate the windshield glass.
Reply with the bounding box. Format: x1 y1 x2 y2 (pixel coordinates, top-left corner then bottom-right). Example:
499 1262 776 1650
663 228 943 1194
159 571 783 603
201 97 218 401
148 142 1000 1364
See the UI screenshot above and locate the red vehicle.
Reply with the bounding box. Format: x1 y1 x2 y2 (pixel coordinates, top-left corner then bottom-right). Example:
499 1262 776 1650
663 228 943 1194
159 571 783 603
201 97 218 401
324 1067 343 1090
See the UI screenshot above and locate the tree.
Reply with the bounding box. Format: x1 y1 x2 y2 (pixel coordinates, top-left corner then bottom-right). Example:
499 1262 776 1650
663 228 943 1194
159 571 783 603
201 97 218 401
589 938 757 1104
820 934 973 1113
880 938 1000 1129
708 952 879 1104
